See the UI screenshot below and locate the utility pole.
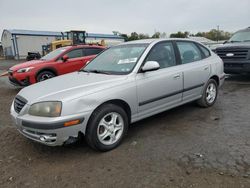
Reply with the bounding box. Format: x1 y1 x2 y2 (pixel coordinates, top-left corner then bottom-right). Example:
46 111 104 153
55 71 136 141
217 25 220 42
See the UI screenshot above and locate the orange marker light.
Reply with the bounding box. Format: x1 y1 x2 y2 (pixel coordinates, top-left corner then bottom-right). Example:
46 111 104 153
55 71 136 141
64 120 80 127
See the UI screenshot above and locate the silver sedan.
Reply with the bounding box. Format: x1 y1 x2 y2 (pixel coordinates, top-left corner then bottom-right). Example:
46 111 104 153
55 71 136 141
10 39 225 151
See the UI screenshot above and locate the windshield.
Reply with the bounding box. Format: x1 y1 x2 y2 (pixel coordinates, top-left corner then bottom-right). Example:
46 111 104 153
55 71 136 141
228 30 250 43
83 44 148 75
41 47 68 60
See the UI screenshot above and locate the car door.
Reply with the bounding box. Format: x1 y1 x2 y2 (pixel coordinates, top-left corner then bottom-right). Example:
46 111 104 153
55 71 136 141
175 41 211 102
58 48 86 74
136 41 183 116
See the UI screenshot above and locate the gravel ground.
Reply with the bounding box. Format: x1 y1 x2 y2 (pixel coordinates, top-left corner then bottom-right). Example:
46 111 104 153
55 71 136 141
0 60 250 187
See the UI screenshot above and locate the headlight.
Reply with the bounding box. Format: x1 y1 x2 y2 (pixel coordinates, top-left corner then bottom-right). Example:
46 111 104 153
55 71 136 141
17 67 34 73
29 102 62 117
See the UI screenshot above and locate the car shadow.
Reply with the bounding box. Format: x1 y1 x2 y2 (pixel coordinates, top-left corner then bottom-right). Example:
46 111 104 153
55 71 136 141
225 74 250 83
27 102 201 156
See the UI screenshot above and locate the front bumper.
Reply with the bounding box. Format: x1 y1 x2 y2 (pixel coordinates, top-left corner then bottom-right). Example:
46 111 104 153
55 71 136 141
9 76 30 86
224 61 250 74
10 105 91 146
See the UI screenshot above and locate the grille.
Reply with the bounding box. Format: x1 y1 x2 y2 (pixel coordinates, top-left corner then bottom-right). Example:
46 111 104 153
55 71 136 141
224 63 243 68
14 96 27 113
216 49 249 60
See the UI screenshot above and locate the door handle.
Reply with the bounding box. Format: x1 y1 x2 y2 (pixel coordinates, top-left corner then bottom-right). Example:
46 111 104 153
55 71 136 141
173 74 181 79
204 66 209 70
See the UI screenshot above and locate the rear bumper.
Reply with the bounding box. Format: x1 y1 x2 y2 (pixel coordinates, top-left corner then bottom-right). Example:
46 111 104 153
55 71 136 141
219 73 226 87
224 61 250 74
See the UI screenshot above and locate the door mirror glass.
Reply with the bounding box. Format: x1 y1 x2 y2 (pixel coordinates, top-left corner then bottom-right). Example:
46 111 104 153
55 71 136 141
62 55 69 62
141 61 160 72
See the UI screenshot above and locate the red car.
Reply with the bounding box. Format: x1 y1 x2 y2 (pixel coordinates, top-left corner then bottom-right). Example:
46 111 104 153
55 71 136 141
8 45 105 86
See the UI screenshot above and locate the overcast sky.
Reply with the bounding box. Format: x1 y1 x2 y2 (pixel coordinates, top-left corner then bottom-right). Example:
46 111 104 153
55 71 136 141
0 0 249 36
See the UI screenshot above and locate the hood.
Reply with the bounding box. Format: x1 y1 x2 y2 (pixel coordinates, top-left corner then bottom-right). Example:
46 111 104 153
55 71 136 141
10 60 49 71
18 72 128 104
216 42 250 50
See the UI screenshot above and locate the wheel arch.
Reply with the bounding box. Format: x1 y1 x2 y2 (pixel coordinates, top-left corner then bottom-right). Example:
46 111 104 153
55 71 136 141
209 75 219 86
85 99 132 133
96 99 131 123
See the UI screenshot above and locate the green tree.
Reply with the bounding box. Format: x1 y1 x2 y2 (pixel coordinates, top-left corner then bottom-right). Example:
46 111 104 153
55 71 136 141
194 29 232 41
120 34 129 41
138 33 150 39
152 32 161 38
170 31 189 38
128 32 139 41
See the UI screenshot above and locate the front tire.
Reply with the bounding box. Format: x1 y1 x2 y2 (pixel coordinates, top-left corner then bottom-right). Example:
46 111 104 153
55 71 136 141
197 79 218 108
36 71 55 82
85 104 128 152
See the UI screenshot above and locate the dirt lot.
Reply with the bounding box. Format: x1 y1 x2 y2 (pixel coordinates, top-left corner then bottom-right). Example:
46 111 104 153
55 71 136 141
0 60 250 188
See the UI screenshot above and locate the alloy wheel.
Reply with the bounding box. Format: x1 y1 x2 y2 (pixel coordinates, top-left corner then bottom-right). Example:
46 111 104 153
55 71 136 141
206 83 217 104
97 112 124 145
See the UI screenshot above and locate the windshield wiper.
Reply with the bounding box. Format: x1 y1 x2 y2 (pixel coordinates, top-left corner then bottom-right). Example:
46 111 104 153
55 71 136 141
229 40 241 43
243 40 250 42
79 69 89 73
79 69 110 75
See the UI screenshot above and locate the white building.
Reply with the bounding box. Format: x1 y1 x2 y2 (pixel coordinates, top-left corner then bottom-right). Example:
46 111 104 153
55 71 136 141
1 30 63 59
188 36 214 45
188 36 225 50
1 29 125 59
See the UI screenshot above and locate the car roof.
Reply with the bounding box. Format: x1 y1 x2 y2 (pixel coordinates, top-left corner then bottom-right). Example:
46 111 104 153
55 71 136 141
117 38 200 46
236 27 250 33
58 45 105 51
70 44 105 49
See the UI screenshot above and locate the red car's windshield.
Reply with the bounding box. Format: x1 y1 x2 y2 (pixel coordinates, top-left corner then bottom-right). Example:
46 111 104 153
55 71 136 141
41 47 68 61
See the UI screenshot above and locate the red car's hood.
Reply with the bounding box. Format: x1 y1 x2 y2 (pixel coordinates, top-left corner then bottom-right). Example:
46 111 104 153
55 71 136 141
10 60 50 71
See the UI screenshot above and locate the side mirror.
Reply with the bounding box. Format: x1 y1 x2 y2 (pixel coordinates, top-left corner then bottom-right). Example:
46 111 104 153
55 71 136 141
141 61 160 72
62 55 69 62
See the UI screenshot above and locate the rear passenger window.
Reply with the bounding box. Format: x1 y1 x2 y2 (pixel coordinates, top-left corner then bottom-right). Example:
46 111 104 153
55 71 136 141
176 42 202 64
198 44 211 58
66 49 83 59
84 48 103 56
145 42 176 69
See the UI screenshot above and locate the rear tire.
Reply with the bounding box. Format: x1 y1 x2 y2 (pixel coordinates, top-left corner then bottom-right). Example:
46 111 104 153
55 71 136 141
85 104 128 152
36 71 55 82
197 79 218 108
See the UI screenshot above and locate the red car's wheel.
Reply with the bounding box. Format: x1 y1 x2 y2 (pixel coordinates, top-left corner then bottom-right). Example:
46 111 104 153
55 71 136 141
36 71 55 82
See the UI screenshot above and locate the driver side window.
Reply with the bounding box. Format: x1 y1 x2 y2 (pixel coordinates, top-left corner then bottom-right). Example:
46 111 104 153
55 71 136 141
145 42 176 69
66 49 83 59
